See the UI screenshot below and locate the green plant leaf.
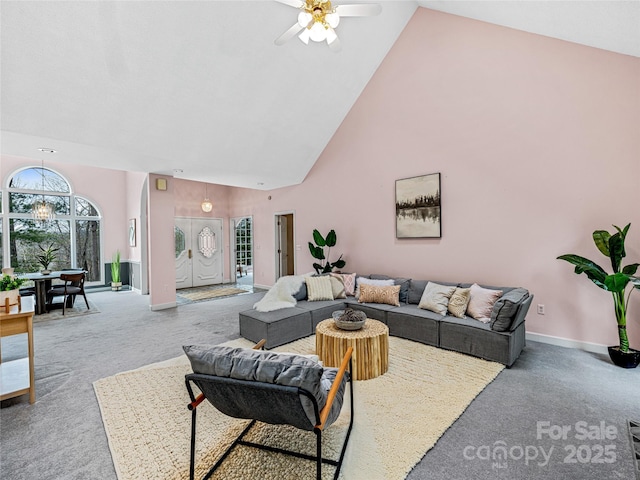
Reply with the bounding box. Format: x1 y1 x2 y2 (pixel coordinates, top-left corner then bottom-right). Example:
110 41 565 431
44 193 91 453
622 263 639 276
330 254 345 270
325 230 337 247
308 242 325 260
608 232 625 273
312 263 323 274
312 229 326 247
604 273 630 293
557 254 608 289
592 230 610 257
322 262 332 274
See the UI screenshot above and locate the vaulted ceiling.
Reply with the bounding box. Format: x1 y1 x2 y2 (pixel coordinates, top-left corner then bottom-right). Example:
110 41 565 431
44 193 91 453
2 1 638 190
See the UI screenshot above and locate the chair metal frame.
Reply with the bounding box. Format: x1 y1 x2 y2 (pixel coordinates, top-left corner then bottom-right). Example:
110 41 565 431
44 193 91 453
185 342 354 480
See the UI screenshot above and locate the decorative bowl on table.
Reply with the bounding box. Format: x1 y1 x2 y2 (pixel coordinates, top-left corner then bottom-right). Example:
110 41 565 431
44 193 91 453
332 308 367 330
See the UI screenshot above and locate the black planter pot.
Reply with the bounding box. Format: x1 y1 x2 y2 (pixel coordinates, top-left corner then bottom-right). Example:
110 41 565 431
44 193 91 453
607 346 640 368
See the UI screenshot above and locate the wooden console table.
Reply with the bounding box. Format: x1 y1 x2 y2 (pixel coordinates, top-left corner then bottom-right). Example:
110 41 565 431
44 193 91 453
0 296 36 404
316 318 389 380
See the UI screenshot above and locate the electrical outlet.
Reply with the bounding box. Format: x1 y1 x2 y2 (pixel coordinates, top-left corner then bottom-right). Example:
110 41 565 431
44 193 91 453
537 304 545 315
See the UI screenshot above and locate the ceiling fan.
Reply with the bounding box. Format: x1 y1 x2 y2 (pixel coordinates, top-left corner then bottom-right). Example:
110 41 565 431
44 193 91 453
275 0 382 52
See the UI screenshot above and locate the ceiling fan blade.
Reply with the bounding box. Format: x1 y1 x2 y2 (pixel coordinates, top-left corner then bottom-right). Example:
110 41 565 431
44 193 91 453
335 3 382 17
274 0 305 8
275 22 305 45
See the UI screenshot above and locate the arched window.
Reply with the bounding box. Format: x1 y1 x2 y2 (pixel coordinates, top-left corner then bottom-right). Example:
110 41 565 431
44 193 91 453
1 167 103 283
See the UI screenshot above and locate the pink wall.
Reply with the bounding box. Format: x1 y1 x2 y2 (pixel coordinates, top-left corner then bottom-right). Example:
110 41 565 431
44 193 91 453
147 174 176 309
229 9 640 348
125 171 147 263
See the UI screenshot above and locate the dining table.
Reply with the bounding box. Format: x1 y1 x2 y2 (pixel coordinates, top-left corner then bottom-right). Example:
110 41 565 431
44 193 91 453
20 271 80 315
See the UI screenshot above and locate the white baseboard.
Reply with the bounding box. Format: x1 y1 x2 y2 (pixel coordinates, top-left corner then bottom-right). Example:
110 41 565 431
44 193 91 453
150 301 177 311
254 283 271 290
526 332 609 354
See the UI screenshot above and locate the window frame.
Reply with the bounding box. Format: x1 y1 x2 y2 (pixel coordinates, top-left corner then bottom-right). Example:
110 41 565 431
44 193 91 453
1 167 104 286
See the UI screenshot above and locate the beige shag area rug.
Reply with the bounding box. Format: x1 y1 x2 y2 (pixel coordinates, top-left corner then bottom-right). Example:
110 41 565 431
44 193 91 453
94 336 504 480
177 287 248 302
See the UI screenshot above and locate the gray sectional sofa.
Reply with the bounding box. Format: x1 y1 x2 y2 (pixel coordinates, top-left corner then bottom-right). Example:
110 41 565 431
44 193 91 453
239 275 533 367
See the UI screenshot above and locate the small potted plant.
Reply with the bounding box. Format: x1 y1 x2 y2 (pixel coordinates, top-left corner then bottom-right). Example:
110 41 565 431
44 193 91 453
0 273 27 310
111 250 122 291
558 223 640 368
36 244 59 274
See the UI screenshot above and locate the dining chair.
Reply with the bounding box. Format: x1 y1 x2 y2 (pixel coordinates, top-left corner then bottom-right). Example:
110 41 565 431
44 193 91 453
46 272 89 315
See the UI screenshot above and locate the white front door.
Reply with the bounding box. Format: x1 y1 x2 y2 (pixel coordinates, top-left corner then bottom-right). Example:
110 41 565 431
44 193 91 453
175 217 224 289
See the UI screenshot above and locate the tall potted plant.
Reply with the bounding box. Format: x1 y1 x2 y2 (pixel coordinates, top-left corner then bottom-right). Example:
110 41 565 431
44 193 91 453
558 223 640 368
308 229 346 274
111 250 122 291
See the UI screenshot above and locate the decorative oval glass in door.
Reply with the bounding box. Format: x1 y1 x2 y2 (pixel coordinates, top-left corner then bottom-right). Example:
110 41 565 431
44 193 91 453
198 226 217 258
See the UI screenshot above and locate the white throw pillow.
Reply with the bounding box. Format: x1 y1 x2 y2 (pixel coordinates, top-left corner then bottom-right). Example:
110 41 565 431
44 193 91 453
418 282 457 315
306 275 334 301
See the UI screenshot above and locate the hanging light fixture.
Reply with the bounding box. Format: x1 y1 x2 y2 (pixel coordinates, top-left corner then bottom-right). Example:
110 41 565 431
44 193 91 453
201 184 213 213
32 160 55 222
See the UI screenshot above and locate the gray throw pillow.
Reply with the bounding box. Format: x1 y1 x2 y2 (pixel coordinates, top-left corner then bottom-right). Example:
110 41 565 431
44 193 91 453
293 282 307 301
490 288 530 331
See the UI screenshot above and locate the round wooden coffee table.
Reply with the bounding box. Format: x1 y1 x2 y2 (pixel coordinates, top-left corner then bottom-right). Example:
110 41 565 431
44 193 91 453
316 318 389 380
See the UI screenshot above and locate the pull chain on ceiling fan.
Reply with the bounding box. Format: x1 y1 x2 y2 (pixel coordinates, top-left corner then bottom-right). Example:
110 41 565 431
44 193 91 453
275 0 381 52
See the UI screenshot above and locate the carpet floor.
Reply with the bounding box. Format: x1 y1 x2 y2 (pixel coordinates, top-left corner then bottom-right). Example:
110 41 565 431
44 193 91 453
93 336 503 480
1 290 639 480
33 299 100 323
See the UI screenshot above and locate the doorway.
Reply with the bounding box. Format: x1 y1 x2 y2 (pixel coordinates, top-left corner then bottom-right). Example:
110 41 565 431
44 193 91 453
275 213 295 279
175 217 224 289
231 216 253 287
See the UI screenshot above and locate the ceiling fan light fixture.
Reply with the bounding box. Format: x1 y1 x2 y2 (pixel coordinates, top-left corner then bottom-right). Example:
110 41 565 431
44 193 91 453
298 27 311 44
298 11 312 27
326 27 338 44
309 21 327 42
326 12 340 28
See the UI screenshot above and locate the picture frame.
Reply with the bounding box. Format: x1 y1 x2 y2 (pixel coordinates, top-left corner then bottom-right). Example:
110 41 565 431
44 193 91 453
129 219 136 247
395 173 441 238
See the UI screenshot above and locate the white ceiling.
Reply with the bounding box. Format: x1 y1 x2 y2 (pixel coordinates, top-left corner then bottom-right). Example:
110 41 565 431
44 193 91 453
2 1 638 190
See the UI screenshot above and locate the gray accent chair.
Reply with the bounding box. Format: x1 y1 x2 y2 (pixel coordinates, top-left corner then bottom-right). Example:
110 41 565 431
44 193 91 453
184 340 354 480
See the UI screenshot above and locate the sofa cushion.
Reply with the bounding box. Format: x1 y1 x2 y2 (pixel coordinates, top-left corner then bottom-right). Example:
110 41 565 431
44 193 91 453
355 277 394 299
369 274 411 304
183 344 326 425
490 288 530 331
390 304 445 321
332 272 357 296
408 279 458 305
306 276 333 301
418 282 457 315
467 283 503 323
448 287 471 318
358 284 401 307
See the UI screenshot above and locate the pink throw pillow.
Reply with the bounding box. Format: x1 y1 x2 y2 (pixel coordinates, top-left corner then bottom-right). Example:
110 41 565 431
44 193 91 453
466 283 503 323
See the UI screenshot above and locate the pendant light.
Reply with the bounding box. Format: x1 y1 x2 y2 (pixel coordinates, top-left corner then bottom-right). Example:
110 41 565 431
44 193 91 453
201 184 213 213
32 160 55 222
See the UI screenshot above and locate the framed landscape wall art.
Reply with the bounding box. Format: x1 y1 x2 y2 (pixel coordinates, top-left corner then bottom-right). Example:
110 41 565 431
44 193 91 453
395 173 441 238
